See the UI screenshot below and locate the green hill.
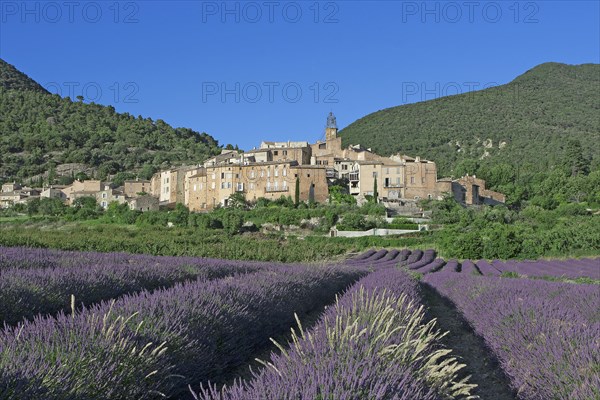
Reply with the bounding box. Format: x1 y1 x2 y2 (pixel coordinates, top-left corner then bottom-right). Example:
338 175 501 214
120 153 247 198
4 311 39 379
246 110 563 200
0 59 49 94
0 59 222 182
340 62 600 177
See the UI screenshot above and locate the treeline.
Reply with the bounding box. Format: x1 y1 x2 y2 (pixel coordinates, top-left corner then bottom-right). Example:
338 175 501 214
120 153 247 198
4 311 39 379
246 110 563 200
454 154 600 208
428 197 600 260
10 193 394 235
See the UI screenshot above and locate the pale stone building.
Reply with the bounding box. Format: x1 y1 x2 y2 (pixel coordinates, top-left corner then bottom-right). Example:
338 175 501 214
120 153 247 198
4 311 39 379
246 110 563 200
186 161 328 211
40 187 67 201
128 195 159 212
453 175 505 205
96 186 127 209
62 180 103 205
123 179 151 198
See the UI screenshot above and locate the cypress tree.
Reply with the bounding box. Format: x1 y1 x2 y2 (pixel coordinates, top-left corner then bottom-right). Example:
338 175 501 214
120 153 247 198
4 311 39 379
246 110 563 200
373 177 379 202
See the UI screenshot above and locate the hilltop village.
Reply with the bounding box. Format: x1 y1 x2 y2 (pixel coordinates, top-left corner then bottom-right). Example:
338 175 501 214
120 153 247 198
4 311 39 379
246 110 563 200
1 113 504 212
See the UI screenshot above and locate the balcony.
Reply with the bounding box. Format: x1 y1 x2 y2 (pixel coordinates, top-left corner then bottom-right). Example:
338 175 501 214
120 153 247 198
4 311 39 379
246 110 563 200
265 186 289 193
384 183 404 188
325 168 337 179
349 172 359 181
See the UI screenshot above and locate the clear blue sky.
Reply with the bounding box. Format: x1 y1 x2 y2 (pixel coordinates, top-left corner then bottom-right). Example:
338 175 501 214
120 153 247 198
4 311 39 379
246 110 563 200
1 1 598 149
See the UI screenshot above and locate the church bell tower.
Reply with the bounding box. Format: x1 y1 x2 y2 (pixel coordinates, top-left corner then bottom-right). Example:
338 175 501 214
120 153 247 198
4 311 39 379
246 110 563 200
325 112 338 142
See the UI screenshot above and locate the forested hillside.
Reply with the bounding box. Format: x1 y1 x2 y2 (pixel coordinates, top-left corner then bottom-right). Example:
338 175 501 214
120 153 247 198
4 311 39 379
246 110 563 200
341 63 599 174
0 59 49 94
0 59 222 182
340 62 600 206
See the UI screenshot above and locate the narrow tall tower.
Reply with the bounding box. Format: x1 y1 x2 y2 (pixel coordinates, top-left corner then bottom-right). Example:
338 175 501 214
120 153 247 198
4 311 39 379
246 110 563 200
325 112 338 142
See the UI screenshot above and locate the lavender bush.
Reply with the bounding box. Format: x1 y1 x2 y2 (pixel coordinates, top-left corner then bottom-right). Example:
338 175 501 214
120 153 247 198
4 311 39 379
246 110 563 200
423 272 600 400
491 258 599 280
195 268 477 400
0 246 264 326
0 264 365 399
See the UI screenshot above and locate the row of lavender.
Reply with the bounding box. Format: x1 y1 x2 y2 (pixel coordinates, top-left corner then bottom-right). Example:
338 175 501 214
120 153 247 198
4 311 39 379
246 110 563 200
0 263 365 399
0 246 281 326
350 248 599 399
351 248 598 279
195 267 476 400
423 272 600 400
347 248 445 274
437 258 598 279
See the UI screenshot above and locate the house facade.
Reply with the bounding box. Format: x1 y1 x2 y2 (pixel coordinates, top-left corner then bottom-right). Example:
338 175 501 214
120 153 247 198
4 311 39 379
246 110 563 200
123 180 151 198
128 195 159 212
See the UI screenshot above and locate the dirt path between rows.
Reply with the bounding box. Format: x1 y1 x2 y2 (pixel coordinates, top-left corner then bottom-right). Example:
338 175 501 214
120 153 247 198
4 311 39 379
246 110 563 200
420 283 518 400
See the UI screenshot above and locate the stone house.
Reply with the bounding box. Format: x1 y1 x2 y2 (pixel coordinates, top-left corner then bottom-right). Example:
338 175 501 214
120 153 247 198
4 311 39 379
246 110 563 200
186 161 328 211
128 195 159 212
123 179 151 198
40 187 67 201
96 186 127 209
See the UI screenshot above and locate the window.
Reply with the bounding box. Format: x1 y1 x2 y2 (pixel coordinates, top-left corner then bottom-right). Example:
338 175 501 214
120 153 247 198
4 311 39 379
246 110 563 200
211 173 215 180
421 177 425 184
211 182 215 189
396 168 401 174
410 177 415 184
267 169 271 177
342 164 348 170
386 168 390 174
267 181 271 189
193 184 197 191
307 174 311 177
250 170 255 178
221 173 225 179
102 193 107 198
101 201 107 207
250 183 254 190
200 183 203 190
283 168 287 176
275 168 279 177
283 150 288 156
283 181 287 189
260 170 264 178
274 181 279 190
274 150 278 156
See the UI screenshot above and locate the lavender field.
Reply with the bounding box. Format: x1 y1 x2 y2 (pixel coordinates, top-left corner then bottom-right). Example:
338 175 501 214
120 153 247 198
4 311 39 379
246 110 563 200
0 246 598 399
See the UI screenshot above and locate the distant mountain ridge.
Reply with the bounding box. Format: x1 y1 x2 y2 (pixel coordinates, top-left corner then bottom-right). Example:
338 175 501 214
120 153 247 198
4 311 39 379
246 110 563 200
339 62 600 176
0 59 222 182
